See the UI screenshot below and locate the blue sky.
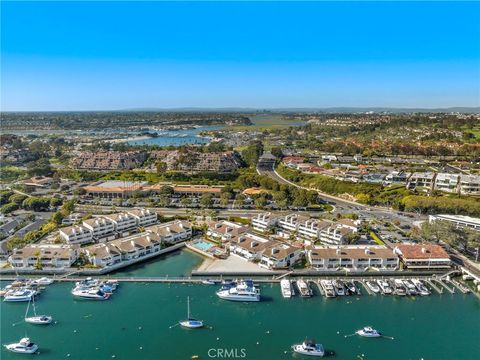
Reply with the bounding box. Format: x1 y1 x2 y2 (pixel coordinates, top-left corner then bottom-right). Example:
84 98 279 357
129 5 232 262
2 1 479 111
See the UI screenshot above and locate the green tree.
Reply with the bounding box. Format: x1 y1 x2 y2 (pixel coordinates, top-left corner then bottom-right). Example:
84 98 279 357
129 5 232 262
200 194 213 208
1 203 19 214
241 141 264 167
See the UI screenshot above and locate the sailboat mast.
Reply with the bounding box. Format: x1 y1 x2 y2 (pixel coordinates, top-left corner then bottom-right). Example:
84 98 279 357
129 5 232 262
187 296 190 318
25 298 31 319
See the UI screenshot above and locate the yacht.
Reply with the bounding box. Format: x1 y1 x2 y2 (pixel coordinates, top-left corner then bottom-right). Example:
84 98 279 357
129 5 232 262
402 280 418 295
179 296 203 329
393 279 407 296
201 279 216 285
320 280 336 298
292 339 325 357
4 337 38 354
345 281 358 295
297 280 313 297
377 280 393 295
3 289 35 302
25 296 52 325
411 279 430 296
365 281 380 294
31 277 54 286
71 287 110 300
216 280 260 302
75 277 100 288
332 280 345 296
280 279 293 298
356 326 382 338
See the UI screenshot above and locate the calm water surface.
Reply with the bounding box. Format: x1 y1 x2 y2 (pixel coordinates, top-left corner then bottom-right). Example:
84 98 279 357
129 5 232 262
1 251 479 360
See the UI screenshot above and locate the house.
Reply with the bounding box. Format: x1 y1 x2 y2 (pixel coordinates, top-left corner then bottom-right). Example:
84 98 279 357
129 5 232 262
145 220 192 244
434 173 459 193
429 214 480 232
59 225 93 245
103 212 138 235
127 208 158 227
459 174 480 195
307 246 399 271
252 212 278 233
384 171 410 185
394 244 451 270
407 172 436 191
82 217 116 241
207 220 248 241
259 243 303 269
9 244 80 269
81 242 123 267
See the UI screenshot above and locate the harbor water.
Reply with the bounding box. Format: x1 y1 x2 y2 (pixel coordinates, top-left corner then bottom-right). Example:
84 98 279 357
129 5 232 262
1 251 479 360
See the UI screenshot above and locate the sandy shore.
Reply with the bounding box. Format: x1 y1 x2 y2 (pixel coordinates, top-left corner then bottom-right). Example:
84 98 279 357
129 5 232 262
195 254 270 273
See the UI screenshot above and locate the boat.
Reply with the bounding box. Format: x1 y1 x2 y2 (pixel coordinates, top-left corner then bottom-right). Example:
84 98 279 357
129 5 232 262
179 296 203 329
75 277 100 288
71 287 110 300
201 279 216 285
376 280 393 295
3 289 36 302
365 281 380 294
292 339 325 357
320 280 336 298
393 279 407 296
4 337 38 354
297 280 313 297
31 277 54 286
402 279 418 295
345 281 358 295
411 279 430 296
356 326 382 338
24 295 52 325
216 280 260 302
280 279 293 298
332 280 345 296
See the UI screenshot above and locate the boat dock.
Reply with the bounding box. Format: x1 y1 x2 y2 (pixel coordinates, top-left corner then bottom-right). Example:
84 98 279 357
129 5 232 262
425 279 443 294
359 280 373 295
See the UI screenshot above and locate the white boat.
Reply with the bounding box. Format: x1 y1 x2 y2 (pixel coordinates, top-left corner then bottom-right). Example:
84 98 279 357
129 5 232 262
71 287 110 300
4 337 38 354
179 296 203 329
292 339 325 357
216 280 260 302
3 289 35 302
356 326 382 338
297 280 313 297
411 279 430 296
377 280 393 295
365 281 380 294
25 296 52 325
320 280 336 298
402 279 418 295
345 281 358 295
201 279 216 285
280 279 293 298
75 277 100 288
393 279 407 296
333 280 345 296
31 277 54 286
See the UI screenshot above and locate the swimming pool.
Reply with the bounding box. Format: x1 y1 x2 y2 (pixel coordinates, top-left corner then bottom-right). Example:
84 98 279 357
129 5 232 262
192 240 214 252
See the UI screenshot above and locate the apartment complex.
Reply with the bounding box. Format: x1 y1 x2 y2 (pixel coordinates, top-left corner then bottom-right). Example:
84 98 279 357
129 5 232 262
252 212 278 233
59 225 93 245
9 244 80 269
145 220 192 244
207 220 248 241
307 246 399 271
72 151 147 170
151 150 241 173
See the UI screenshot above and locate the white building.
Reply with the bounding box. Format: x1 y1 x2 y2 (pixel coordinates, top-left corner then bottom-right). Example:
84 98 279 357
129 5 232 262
277 214 309 235
384 171 410 185
103 212 138 234
207 220 248 241
394 244 451 270
82 217 116 241
259 243 303 269
459 174 480 195
307 246 399 271
127 208 158 227
81 242 122 267
146 220 192 244
429 214 480 232
434 173 459 193
297 219 331 240
59 225 93 245
407 172 436 191
9 244 80 269
252 212 278 233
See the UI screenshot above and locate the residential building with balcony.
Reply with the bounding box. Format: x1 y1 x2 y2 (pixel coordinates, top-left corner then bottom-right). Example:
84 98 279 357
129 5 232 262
127 208 158 227
82 217 116 242
9 244 80 269
59 225 93 245
434 173 459 193
146 220 192 244
394 244 451 270
207 220 248 241
428 214 480 232
252 212 278 233
459 174 480 195
103 212 138 235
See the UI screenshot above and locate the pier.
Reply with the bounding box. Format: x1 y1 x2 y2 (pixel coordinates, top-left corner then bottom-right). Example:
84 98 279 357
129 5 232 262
425 279 443 294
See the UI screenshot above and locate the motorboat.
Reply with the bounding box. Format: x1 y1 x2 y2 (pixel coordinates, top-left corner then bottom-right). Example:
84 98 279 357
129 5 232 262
216 280 260 302
292 339 325 357
333 280 345 296
280 279 293 298
356 326 382 338
376 280 393 295
201 279 216 285
179 296 203 329
31 277 54 286
75 277 100 288
297 280 313 297
24 295 53 325
3 289 35 302
402 280 419 295
320 280 336 298
365 281 380 294
71 287 110 300
411 279 430 296
393 279 407 296
4 337 38 354
345 281 358 295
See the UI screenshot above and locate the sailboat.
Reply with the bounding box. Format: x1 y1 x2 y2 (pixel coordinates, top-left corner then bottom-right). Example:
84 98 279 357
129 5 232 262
25 296 52 325
179 296 203 329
